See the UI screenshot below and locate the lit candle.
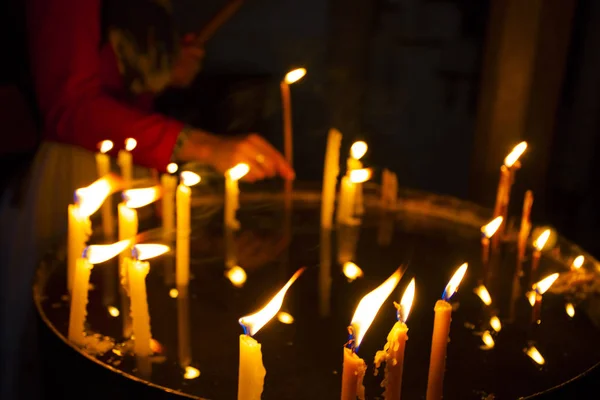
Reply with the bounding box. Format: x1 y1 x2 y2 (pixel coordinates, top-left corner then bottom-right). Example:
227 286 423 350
347 141 368 216
225 163 249 231
342 267 404 400
381 169 398 211
68 175 121 292
531 229 551 280
238 268 305 400
280 68 306 171
161 163 179 239
96 140 114 239
178 286 191 368
68 240 130 346
529 272 559 325
517 190 534 272
337 168 372 226
321 128 342 229
176 171 201 288
117 138 137 188
481 216 503 271
426 263 468 400
375 278 415 400
127 244 170 356
491 142 527 251
571 255 584 272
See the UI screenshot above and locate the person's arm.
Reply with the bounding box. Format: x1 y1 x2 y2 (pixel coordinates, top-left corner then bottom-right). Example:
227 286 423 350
27 0 182 171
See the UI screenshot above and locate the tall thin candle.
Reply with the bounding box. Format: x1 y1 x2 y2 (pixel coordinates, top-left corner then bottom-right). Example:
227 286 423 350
176 171 201 288
96 140 114 238
117 138 137 188
161 163 179 239
225 163 249 230
321 128 342 229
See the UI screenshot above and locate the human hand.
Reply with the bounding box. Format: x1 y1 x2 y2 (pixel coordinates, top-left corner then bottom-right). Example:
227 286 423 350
177 130 295 181
170 35 204 88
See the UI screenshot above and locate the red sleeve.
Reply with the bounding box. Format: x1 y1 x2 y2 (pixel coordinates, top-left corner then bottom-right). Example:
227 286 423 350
27 0 183 171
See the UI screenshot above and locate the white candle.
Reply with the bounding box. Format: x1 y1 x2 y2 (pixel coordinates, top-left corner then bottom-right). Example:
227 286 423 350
67 204 91 293
117 138 137 188
126 256 152 356
96 140 114 239
321 128 342 229
161 163 179 239
118 203 138 285
68 257 93 346
176 171 201 288
225 163 249 230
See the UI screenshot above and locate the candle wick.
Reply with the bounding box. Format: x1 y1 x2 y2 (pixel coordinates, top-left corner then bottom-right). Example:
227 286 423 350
393 301 402 322
345 325 357 352
240 320 250 336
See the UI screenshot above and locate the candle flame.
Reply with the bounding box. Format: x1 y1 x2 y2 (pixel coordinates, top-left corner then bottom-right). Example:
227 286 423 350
442 263 468 301
123 186 161 208
180 171 201 187
184 366 200 380
481 331 495 349
526 346 545 365
133 244 170 261
350 267 403 348
343 262 363 281
533 229 551 251
474 285 492 306
85 240 131 264
169 288 179 298
167 163 178 174
349 168 372 183
277 312 294 324
226 266 247 288
481 216 503 239
504 142 527 167
399 278 416 323
490 316 502 332
350 141 368 160
108 306 120 317
284 68 306 84
572 255 584 270
125 138 137 151
527 291 537 307
75 175 121 217
533 273 559 295
228 163 250 181
239 268 305 336
98 140 113 154
566 303 575 318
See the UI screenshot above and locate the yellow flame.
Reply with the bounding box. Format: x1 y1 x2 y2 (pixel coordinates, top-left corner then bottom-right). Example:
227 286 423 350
125 138 137 151
167 163 179 174
474 285 492 306
343 262 364 281
533 229 551 252
527 291 537 307
350 267 403 347
98 140 113 154
490 316 502 332
399 278 416 323
572 255 584 270
504 141 527 167
133 244 170 261
481 216 503 239
481 331 495 349
277 312 294 324
284 68 306 84
526 346 545 365
566 303 575 318
227 163 250 181
180 171 201 187
169 288 179 298
350 141 368 160
75 175 121 217
442 263 468 301
226 266 247 288
349 168 372 183
123 186 161 208
533 273 559 295
184 366 200 380
85 240 131 264
108 306 120 317
239 268 305 336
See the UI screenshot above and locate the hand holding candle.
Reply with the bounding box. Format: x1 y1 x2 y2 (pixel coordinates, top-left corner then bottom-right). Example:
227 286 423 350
375 278 415 400
426 263 468 400
225 163 249 231
238 268 305 400
342 267 404 400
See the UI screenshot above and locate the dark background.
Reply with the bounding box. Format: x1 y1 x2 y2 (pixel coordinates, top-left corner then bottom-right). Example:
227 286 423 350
1 1 599 271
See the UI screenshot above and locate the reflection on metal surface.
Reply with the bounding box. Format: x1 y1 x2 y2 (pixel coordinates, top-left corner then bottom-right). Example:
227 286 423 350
526 346 545 365
319 229 332 317
225 227 237 269
108 306 120 317
184 366 200 380
337 225 360 265
226 266 247 288
169 288 179 298
178 287 191 368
